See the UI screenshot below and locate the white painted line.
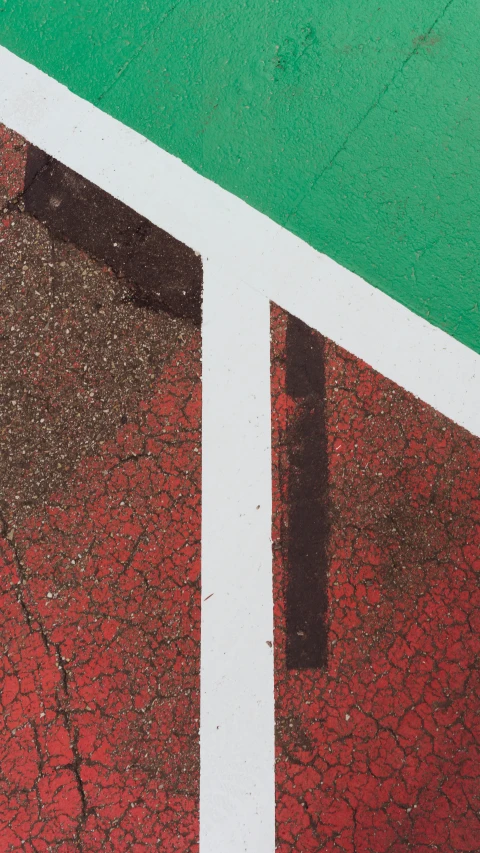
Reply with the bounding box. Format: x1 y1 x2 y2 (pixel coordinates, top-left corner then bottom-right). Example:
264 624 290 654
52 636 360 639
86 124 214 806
0 46 479 437
201 258 274 851
242 230 480 439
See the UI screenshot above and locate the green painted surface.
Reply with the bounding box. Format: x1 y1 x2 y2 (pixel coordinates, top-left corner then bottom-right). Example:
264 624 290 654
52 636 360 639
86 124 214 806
1 0 479 351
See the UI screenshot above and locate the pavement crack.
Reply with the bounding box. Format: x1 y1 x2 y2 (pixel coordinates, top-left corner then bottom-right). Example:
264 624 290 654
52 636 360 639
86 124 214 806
0 510 50 653
124 530 146 572
96 0 185 104
54 643 88 848
284 0 456 224
0 512 88 844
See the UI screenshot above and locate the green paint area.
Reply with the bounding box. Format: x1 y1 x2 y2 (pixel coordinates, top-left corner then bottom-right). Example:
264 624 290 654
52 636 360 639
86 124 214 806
1 0 479 352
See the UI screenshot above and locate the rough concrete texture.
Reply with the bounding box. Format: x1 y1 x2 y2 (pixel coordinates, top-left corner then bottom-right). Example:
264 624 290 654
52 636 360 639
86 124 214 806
0 125 191 528
1 1 479 352
272 303 480 852
0 123 25 207
0 124 201 851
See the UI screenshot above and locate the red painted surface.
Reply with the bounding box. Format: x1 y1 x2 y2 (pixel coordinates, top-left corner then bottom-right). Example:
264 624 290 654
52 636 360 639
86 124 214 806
0 123 201 851
0 340 201 852
272 304 480 853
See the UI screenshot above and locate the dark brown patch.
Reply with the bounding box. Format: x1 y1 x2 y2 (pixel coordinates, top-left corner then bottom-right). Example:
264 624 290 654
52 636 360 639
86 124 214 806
0 210 193 528
368 496 443 591
285 314 329 668
23 144 50 193
23 146 202 324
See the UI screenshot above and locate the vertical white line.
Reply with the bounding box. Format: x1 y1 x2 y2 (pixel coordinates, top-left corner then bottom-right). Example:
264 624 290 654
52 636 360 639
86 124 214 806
201 257 275 852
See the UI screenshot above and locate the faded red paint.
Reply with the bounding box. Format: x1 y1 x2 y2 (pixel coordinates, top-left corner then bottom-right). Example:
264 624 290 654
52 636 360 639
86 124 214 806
272 304 480 853
0 341 201 852
0 120 201 851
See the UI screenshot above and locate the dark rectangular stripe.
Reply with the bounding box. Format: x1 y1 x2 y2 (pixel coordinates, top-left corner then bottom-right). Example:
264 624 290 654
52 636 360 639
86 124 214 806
22 146 202 324
285 314 329 669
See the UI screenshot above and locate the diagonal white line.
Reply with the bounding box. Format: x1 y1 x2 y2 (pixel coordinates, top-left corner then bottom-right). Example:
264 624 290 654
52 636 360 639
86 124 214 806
201 258 274 851
0 46 478 438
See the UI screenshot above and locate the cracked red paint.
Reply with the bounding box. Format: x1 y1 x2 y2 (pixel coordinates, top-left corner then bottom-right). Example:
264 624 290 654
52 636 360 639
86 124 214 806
0 338 201 851
0 123 201 850
271 304 480 853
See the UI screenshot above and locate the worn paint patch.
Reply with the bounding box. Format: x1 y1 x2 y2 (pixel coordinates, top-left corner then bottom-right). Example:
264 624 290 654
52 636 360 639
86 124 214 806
0 126 193 523
0 123 201 850
0 334 201 850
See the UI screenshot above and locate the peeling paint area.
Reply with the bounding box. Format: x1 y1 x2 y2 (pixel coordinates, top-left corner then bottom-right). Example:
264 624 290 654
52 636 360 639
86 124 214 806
272 303 480 852
0 348 201 851
0 123 201 851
